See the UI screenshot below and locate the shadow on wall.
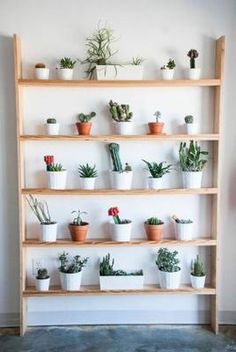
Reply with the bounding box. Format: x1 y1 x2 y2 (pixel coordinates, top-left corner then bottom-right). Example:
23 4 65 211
0 35 19 314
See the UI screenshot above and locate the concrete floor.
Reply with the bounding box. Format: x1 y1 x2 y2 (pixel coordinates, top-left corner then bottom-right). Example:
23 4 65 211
0 325 236 352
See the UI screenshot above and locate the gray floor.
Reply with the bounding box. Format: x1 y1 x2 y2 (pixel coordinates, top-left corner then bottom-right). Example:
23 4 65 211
0 325 236 352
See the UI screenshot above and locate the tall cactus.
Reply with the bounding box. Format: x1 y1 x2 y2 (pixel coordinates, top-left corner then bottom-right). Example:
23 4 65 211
108 143 123 172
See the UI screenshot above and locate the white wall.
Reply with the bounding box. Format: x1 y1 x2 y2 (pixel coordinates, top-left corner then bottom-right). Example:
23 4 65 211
0 0 236 326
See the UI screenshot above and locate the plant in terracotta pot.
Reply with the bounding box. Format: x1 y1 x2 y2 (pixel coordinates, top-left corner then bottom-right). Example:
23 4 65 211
78 163 98 190
155 248 181 289
142 159 172 189
108 206 132 242
172 214 193 240
76 112 96 135
184 115 198 134
190 255 206 289
26 194 57 242
35 63 50 79
35 268 50 291
45 118 59 135
148 110 164 135
160 58 176 80
57 57 76 80
109 100 133 135
58 251 89 290
186 49 201 80
144 217 164 240
69 209 89 241
44 155 67 189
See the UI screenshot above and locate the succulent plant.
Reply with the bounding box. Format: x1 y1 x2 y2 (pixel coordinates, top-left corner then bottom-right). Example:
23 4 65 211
26 195 55 224
108 207 131 225
142 160 172 178
44 155 65 172
153 111 161 122
172 215 193 224
184 115 194 124
191 255 205 277
100 253 143 276
71 209 87 226
145 217 164 225
156 248 180 273
109 100 133 122
58 251 89 273
161 59 176 70
59 57 76 69
36 268 49 280
78 164 97 178
179 141 208 172
78 112 96 123
187 49 199 69
131 56 144 65
47 118 57 124
35 63 46 69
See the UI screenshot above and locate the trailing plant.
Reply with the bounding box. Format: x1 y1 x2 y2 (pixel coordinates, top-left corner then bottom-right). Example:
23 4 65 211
26 194 55 224
153 111 161 123
47 118 57 124
58 251 88 273
142 160 172 178
78 112 96 123
187 49 199 69
78 164 97 178
172 214 193 224
179 141 208 172
59 57 76 69
35 63 46 69
108 143 131 172
108 207 131 224
44 155 65 172
100 253 143 276
184 115 194 124
71 209 87 226
36 268 49 279
109 100 133 122
145 217 164 225
156 248 180 273
131 56 144 65
191 255 205 277
161 58 176 70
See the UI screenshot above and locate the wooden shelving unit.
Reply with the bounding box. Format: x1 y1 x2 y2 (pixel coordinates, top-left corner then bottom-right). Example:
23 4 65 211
13 34 225 335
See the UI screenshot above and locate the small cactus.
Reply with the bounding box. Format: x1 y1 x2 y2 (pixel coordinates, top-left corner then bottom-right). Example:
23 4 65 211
35 63 46 69
47 118 57 124
109 100 133 122
78 112 96 123
187 49 199 69
153 111 161 122
124 163 132 172
108 143 123 172
191 255 205 277
184 115 194 124
145 217 164 225
36 268 49 279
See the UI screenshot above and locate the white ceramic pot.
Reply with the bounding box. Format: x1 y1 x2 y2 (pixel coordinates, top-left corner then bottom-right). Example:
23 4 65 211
111 171 133 190
80 177 96 190
186 68 201 80
95 65 143 80
47 170 67 189
100 275 144 290
161 69 174 80
59 271 82 291
182 171 202 188
35 68 50 80
158 269 181 289
36 277 50 291
175 223 193 240
110 222 132 241
58 68 74 80
148 177 162 189
40 223 57 242
113 122 133 135
185 123 198 135
45 123 60 135
190 274 206 289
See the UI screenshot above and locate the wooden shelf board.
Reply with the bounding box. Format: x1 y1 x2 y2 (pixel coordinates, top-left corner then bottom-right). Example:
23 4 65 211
22 188 218 195
20 134 220 141
23 238 217 247
18 79 221 87
23 284 216 296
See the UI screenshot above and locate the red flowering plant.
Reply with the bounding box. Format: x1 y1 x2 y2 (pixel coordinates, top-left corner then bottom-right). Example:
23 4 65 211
44 155 65 172
108 207 131 224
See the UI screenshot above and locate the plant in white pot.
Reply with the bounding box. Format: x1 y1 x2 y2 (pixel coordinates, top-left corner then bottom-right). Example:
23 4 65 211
45 118 59 135
109 100 133 135
160 58 176 80
57 57 76 80
186 49 201 80
58 251 89 291
156 248 181 289
190 255 206 289
26 194 57 242
184 115 198 135
142 159 172 189
99 253 144 290
179 141 208 188
108 206 132 241
35 63 50 80
44 155 67 189
172 214 193 241
78 163 97 190
35 268 50 291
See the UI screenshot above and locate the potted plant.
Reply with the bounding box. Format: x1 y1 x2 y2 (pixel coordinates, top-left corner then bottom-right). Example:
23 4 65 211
35 268 50 291
35 63 50 80
45 118 59 135
155 248 181 289
179 141 208 188
186 49 201 80
190 255 206 289
142 159 172 189
108 143 133 189
108 207 132 241
58 251 89 291
148 111 164 135
99 253 144 290
57 57 76 80
78 163 97 190
44 155 67 189
160 59 176 80
184 115 198 134
128 56 144 79
76 112 96 135
109 100 133 135
144 217 164 240
172 214 193 240
26 194 57 242
69 209 89 242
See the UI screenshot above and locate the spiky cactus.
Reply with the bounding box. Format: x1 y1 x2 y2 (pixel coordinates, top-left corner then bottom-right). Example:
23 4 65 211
109 100 133 122
47 118 57 124
191 255 205 277
108 143 123 172
145 217 164 225
36 268 49 279
100 253 115 276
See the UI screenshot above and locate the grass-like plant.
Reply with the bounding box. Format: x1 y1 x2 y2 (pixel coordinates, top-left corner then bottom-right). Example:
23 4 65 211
59 57 76 69
142 160 172 178
58 251 88 273
179 141 208 172
26 195 55 224
172 214 193 224
78 164 97 178
156 248 180 272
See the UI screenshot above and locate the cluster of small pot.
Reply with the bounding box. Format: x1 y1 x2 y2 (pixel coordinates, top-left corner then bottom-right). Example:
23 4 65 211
35 250 206 292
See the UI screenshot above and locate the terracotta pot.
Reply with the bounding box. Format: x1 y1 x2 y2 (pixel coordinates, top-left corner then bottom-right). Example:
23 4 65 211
148 122 165 135
76 122 92 135
69 222 89 241
144 223 164 240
